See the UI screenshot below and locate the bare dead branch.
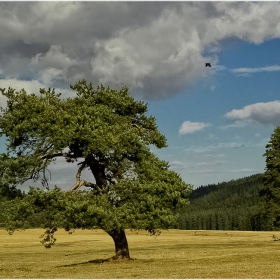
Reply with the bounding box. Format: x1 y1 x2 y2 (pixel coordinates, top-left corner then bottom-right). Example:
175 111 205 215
76 161 86 182
68 179 85 192
67 161 87 192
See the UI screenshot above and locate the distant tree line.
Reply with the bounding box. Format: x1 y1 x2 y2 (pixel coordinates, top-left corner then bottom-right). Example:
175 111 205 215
177 174 267 231
178 125 280 232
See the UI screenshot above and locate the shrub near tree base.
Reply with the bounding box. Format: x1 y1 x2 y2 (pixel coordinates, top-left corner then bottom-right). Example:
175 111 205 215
0 80 192 259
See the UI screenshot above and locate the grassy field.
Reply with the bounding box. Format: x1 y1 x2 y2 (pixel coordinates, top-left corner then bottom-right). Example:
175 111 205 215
0 228 279 278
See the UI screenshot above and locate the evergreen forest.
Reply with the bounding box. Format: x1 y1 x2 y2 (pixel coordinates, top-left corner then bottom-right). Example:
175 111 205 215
177 173 267 231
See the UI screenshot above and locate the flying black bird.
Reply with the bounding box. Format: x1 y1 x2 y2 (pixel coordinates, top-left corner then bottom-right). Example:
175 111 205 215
205 63 211 67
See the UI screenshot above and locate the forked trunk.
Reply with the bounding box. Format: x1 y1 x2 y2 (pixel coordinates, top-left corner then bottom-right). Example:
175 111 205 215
107 229 130 259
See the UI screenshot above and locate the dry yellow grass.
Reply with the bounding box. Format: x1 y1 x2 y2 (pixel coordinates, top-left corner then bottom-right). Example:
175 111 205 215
0 228 279 278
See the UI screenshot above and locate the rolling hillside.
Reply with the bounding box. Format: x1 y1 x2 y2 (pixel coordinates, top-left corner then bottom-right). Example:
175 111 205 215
178 173 267 231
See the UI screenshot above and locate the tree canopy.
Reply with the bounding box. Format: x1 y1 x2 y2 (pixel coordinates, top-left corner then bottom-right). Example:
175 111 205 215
0 80 192 259
261 126 280 230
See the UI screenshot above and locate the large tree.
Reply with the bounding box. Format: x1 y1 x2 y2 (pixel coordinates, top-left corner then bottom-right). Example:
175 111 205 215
0 80 192 259
261 126 280 230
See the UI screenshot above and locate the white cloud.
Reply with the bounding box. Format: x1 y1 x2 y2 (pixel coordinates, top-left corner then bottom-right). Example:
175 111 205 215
170 159 228 176
0 79 45 93
204 153 225 158
207 133 218 140
30 45 81 86
90 8 213 99
189 169 216 174
235 73 253 78
179 121 211 135
232 65 280 74
0 79 45 107
0 78 75 107
173 162 256 176
1 2 280 99
184 142 246 154
214 65 227 71
220 120 249 129
31 45 79 71
225 100 280 127
225 168 257 173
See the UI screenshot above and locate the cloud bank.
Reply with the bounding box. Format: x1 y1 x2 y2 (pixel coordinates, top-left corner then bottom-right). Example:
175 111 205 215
225 101 280 127
1 2 280 99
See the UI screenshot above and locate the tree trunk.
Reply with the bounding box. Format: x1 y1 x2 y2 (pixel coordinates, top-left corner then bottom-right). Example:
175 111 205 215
86 156 130 259
107 229 131 259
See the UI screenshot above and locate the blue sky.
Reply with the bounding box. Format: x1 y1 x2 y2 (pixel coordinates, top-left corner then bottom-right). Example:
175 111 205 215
149 38 280 187
0 2 280 190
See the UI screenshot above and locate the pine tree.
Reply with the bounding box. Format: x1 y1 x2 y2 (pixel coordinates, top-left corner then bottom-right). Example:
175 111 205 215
0 80 192 259
261 126 280 230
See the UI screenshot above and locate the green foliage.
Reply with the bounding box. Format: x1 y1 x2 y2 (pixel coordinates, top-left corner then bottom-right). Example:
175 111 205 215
0 182 24 227
0 82 165 185
39 227 57 248
261 126 280 230
0 80 192 248
3 154 191 242
178 174 266 231
0 182 23 200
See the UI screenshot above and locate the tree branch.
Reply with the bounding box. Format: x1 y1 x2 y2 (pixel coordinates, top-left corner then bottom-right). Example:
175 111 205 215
41 152 68 160
76 161 86 182
67 161 103 193
68 161 87 192
41 152 82 160
39 143 54 156
83 180 103 193
68 179 85 192
131 123 140 129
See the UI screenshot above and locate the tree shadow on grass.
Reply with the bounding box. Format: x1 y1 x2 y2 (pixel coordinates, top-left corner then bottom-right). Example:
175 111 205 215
56 257 135 267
